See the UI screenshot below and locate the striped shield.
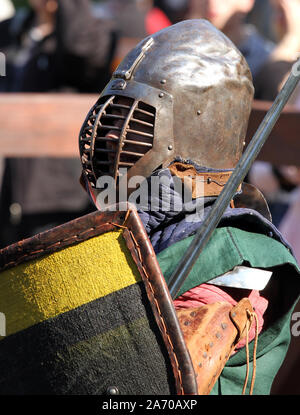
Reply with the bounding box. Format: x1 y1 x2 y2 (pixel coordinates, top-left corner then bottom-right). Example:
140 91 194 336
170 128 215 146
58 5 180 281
0 205 196 395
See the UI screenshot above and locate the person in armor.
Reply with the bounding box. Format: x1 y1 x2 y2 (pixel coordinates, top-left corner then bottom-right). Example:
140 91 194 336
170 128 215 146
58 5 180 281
79 19 300 395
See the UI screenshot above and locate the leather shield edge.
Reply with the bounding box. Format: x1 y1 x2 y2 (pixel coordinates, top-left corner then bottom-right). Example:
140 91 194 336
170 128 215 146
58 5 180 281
123 208 198 395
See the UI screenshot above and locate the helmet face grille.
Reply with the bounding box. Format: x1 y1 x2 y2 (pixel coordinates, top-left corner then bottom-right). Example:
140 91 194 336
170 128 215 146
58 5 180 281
80 95 155 188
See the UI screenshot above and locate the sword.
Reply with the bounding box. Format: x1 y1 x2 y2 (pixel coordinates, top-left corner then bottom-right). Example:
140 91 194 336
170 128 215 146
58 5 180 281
168 59 300 300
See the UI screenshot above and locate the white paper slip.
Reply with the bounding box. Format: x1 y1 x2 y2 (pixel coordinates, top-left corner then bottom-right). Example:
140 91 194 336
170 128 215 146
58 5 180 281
207 266 273 290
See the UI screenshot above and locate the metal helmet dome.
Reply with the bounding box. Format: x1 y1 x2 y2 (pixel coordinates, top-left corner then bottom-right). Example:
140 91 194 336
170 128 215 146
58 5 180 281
79 19 254 192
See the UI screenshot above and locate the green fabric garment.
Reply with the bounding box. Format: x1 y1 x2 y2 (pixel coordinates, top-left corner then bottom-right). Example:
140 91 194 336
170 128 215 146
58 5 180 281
156 226 300 395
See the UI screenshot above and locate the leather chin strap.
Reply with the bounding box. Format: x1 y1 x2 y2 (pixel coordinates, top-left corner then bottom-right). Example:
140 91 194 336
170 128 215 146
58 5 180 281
168 162 241 199
168 162 273 221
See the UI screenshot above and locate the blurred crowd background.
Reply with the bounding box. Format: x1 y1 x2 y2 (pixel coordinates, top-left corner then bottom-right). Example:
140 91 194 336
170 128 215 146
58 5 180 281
0 0 300 266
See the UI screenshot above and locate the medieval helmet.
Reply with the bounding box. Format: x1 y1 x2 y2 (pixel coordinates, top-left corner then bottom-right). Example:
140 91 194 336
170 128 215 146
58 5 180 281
79 19 254 194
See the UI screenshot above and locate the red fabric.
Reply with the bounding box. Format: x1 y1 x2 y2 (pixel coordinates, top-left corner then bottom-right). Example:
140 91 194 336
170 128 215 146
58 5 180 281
174 283 268 350
145 7 172 35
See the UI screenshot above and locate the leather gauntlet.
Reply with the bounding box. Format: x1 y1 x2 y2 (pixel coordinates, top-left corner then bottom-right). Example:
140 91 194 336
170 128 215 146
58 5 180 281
176 298 255 395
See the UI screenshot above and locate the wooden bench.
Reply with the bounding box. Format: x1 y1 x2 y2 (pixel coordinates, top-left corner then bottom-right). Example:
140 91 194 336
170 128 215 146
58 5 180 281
0 94 299 166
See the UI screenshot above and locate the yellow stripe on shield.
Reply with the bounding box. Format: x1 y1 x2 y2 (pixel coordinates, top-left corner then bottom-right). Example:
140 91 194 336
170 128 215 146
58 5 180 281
0 230 141 338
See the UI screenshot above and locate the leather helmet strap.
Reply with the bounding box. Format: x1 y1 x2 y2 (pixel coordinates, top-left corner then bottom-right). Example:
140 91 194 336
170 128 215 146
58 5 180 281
169 162 241 199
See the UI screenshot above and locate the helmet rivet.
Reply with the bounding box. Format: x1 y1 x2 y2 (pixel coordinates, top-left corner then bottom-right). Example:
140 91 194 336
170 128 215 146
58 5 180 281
207 177 212 184
197 110 202 115
168 145 173 150
106 386 119 395
160 79 166 85
159 92 164 98
243 141 246 146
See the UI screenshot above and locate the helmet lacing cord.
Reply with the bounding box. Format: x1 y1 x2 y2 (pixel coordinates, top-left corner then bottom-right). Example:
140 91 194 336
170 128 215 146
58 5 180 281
242 309 259 395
